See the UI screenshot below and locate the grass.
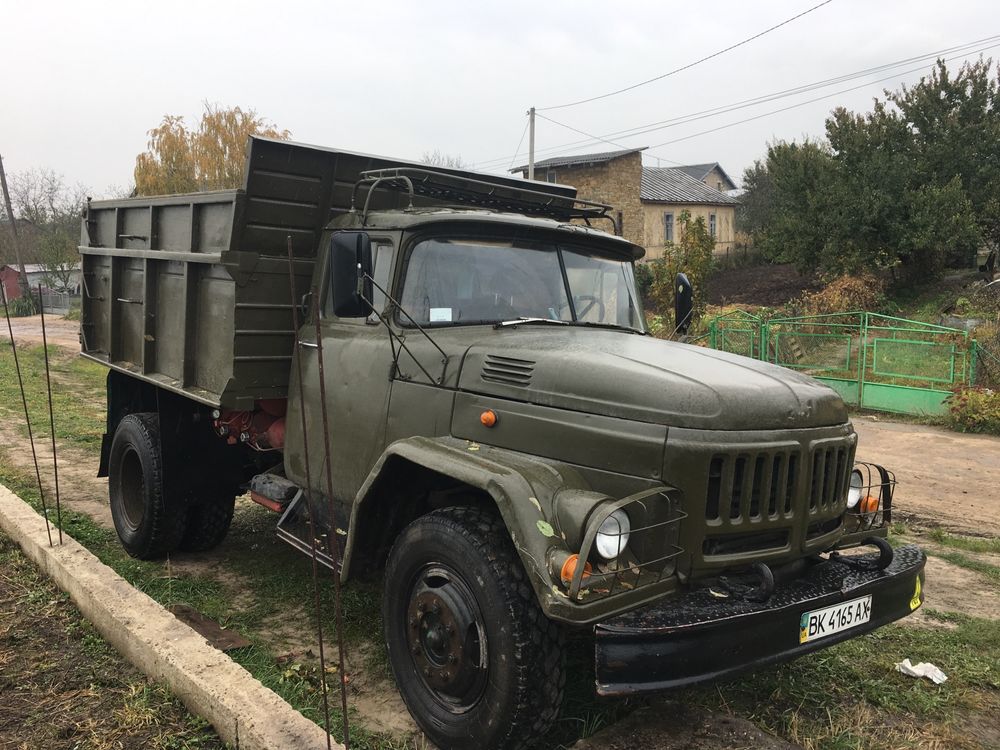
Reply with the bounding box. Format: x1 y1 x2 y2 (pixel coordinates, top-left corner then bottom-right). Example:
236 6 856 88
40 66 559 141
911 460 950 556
0 528 225 749
928 528 1000 555
0 456 408 749
0 341 106 449
932 551 1000 587
690 608 1000 750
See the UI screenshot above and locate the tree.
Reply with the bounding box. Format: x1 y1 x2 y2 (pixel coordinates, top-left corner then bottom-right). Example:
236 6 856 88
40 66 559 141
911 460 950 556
740 58 999 281
134 104 290 196
421 150 466 169
0 168 86 271
648 210 715 320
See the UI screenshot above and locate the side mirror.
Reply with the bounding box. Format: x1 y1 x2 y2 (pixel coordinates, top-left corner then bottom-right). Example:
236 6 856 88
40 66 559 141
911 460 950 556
675 272 693 335
330 231 373 318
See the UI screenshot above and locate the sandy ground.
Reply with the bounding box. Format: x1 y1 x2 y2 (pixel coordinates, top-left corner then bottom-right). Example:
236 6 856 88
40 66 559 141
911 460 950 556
2 313 81 349
854 416 1000 536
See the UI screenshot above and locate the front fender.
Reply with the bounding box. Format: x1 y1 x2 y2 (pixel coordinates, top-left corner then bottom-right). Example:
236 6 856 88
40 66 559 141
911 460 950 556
344 435 602 620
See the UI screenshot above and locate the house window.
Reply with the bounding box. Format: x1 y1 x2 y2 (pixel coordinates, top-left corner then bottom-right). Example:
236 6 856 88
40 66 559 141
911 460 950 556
546 170 558 183
717 181 723 191
664 212 674 243
709 213 717 238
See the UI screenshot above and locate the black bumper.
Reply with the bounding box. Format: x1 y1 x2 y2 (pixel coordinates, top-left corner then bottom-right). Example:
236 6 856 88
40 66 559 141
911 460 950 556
594 544 925 696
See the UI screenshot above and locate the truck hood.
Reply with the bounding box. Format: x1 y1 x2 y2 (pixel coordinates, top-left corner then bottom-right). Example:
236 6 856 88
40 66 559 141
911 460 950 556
457 329 847 431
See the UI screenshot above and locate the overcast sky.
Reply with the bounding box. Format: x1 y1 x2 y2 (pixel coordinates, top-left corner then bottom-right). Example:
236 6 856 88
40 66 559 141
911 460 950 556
3 0 999 196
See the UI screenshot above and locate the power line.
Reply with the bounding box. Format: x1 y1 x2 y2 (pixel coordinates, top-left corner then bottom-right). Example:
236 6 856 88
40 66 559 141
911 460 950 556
533 112 684 167
643 41 1000 151
507 117 531 172
470 35 1000 171
537 0 834 111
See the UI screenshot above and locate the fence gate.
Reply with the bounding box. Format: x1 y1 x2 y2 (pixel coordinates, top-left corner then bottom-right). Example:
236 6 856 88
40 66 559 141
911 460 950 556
707 310 762 359
704 311 975 417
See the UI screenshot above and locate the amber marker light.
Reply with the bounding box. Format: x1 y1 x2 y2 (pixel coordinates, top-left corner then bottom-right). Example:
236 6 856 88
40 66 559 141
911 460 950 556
860 495 880 515
480 409 498 427
560 553 592 586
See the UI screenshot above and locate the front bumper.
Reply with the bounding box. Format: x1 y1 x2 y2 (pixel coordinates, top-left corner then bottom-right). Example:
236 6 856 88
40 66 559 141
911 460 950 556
594 544 925 696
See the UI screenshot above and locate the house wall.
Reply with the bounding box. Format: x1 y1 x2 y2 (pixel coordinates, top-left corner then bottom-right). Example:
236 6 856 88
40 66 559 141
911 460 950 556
704 166 735 192
538 152 645 247
641 203 736 261
0 266 22 300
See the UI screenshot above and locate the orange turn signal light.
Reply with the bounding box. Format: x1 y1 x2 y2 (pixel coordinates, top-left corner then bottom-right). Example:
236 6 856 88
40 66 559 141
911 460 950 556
480 409 498 428
560 553 592 585
860 494 880 514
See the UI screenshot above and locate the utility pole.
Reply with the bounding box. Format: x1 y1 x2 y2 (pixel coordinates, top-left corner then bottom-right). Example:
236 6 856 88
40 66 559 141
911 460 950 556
527 107 535 181
0 154 30 300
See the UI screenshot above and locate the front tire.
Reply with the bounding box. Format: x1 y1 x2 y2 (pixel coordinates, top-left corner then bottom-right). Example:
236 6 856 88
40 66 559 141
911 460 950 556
383 507 564 750
108 413 187 559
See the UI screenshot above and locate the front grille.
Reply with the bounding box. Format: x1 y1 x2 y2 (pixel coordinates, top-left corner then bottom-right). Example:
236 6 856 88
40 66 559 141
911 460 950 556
705 451 798 523
698 435 855 561
481 354 534 386
809 444 851 512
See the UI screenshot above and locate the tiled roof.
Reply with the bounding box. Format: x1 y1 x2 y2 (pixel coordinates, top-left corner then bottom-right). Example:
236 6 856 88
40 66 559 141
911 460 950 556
511 147 646 173
641 167 740 205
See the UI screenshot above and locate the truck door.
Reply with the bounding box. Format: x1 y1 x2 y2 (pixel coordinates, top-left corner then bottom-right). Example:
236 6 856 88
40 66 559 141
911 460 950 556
284 241 395 506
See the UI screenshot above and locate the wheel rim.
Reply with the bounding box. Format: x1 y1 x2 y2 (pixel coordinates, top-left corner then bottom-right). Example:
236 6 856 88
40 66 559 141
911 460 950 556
118 447 146 532
405 564 488 713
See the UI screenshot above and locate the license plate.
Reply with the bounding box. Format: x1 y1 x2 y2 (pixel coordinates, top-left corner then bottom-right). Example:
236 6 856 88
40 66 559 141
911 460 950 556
799 595 872 644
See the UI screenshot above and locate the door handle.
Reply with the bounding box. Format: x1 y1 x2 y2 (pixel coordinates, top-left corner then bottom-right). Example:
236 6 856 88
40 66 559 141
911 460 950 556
298 340 318 349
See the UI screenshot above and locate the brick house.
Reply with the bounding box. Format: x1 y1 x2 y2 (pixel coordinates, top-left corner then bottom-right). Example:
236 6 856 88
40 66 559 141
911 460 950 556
513 148 739 261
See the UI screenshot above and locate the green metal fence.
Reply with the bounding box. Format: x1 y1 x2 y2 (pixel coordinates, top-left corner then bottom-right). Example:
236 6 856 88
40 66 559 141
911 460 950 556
703 310 976 416
707 309 762 359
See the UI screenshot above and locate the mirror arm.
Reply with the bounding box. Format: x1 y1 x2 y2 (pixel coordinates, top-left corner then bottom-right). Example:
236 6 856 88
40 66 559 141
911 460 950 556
362 274 448 386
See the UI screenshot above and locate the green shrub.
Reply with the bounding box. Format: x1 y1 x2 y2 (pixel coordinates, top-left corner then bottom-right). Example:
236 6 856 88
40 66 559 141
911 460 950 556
634 261 653 304
7 296 36 317
646 210 714 320
945 386 1000 435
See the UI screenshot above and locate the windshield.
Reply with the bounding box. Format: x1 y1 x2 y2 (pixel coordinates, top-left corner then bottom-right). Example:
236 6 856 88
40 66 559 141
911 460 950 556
398 237 645 332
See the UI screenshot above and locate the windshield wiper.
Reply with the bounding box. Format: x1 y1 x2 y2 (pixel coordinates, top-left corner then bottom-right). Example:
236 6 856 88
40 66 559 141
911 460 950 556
566 320 644 334
493 317 569 329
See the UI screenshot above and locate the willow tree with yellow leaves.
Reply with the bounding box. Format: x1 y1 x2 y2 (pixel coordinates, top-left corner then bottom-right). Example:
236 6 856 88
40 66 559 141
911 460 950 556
134 104 290 196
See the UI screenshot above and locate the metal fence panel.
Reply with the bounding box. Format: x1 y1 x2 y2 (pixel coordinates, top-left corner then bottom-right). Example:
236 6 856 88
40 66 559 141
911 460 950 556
702 310 975 417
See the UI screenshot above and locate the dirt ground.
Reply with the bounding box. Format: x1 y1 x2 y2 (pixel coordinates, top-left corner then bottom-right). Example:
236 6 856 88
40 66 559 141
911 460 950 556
707 262 820 308
0 530 223 750
854 416 1000 536
2 314 81 349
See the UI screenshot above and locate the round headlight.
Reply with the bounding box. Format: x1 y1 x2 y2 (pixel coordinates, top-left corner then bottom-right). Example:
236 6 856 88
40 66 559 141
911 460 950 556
595 509 631 560
847 469 864 509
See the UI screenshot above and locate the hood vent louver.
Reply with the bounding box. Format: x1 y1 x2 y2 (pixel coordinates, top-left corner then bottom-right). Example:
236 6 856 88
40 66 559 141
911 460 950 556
481 355 535 387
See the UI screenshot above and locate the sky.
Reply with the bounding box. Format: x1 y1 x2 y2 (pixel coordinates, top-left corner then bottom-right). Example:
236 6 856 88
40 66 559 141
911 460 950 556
2 0 999 196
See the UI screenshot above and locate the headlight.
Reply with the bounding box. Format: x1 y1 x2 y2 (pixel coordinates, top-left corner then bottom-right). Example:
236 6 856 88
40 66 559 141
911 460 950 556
847 469 864 508
595 509 630 559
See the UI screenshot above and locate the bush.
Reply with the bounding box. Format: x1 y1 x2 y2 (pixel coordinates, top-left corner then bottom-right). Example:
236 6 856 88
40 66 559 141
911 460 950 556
7 296 36 317
634 261 653 304
799 272 887 316
945 387 1000 435
646 210 714 321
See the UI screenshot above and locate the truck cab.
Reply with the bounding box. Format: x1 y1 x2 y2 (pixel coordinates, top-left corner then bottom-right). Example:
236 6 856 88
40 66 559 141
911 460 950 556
81 137 926 750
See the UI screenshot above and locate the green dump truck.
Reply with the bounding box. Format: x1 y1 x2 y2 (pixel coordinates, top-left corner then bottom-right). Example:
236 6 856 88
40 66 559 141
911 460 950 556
80 137 925 750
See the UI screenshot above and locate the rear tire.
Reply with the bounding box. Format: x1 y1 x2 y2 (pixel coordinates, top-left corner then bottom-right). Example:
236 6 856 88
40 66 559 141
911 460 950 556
383 506 564 750
108 413 187 559
179 494 235 552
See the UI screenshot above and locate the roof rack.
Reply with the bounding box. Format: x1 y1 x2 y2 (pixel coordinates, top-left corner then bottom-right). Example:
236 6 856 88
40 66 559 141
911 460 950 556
352 167 614 224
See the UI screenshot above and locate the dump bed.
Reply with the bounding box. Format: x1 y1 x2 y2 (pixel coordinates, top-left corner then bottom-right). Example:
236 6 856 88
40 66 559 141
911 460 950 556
80 137 584 408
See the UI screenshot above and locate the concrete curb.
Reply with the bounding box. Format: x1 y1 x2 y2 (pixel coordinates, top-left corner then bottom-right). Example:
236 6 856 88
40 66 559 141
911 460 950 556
0 483 342 750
